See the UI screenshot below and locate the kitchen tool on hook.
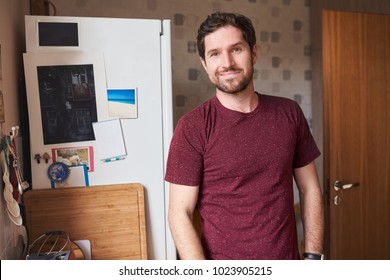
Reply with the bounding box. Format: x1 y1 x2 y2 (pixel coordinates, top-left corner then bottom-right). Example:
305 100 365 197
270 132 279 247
5 131 29 195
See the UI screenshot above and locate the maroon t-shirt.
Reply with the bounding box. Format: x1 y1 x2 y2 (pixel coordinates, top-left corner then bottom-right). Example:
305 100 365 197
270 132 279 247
165 93 320 259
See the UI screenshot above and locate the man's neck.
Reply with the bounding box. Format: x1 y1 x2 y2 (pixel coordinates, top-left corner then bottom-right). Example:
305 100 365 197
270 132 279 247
216 87 258 113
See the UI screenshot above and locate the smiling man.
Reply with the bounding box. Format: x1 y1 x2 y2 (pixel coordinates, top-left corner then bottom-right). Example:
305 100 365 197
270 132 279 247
165 12 324 260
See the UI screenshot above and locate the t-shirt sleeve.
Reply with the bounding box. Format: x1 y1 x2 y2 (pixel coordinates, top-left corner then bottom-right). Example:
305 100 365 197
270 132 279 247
164 117 204 186
292 104 321 168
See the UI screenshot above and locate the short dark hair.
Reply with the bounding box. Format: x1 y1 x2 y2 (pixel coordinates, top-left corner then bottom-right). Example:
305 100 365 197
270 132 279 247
197 12 257 60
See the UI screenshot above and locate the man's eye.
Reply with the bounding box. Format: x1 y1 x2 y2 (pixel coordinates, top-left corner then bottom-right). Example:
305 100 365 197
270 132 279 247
233 48 242 53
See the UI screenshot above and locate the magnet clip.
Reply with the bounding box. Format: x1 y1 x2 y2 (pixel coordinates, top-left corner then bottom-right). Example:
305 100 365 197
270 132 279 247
34 154 41 164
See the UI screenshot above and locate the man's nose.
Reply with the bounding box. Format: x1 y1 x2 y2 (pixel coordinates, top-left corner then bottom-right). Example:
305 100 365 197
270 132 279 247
221 52 235 68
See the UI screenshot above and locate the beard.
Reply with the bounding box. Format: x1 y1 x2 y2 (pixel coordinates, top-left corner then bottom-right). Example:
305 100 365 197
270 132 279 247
213 66 254 94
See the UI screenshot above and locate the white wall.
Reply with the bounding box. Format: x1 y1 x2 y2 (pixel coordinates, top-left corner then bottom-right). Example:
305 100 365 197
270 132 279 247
0 0 30 260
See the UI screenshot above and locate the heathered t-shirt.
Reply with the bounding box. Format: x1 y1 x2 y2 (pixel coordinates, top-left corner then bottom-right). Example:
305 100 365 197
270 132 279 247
165 93 321 260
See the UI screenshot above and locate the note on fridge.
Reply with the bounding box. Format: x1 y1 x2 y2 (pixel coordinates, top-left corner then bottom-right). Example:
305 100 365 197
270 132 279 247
92 119 127 161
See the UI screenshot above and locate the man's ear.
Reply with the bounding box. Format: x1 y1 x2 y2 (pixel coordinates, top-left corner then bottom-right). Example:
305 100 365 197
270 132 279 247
200 57 208 72
252 44 258 65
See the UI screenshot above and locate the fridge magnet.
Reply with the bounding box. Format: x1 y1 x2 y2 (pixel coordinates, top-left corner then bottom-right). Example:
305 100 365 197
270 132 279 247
107 88 138 118
92 119 127 161
23 52 108 146
42 152 51 163
52 146 94 172
34 154 41 164
47 162 70 187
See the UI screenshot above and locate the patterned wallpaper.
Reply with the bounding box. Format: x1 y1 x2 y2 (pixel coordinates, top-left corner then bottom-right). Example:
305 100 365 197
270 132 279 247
50 0 312 127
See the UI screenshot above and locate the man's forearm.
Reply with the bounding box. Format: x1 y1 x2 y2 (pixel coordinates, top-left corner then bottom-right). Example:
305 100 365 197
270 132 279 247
169 212 206 260
300 187 324 254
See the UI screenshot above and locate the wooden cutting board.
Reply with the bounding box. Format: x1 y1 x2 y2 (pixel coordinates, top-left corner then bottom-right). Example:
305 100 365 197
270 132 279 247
24 183 147 260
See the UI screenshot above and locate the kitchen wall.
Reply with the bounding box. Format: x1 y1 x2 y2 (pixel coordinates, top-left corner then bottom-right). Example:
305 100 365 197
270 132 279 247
0 0 30 260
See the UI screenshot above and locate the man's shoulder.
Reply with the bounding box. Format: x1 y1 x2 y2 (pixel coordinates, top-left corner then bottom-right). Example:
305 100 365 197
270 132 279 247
260 93 302 116
179 97 216 123
260 93 298 107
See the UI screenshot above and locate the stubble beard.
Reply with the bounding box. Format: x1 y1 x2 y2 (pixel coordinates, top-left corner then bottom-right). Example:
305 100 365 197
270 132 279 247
214 66 254 95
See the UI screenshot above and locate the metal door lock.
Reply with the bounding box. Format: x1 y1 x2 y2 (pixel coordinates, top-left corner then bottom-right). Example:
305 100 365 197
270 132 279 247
334 195 342 206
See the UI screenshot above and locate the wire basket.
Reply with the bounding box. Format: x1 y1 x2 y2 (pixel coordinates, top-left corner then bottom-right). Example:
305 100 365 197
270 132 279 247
26 231 74 260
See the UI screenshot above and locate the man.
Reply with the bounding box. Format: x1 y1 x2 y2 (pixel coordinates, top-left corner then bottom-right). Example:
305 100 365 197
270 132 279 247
165 12 324 260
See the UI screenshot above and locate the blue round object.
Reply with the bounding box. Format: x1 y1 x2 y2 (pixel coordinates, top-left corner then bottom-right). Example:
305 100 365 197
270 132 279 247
47 162 70 183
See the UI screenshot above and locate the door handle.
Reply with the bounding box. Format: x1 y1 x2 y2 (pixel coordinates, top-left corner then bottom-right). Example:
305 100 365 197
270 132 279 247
333 180 359 191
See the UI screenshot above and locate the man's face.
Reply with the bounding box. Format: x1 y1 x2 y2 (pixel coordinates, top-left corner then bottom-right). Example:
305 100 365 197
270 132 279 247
201 25 257 95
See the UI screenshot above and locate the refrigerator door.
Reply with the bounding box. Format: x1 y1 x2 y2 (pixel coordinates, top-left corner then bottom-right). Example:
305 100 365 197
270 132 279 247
23 16 173 259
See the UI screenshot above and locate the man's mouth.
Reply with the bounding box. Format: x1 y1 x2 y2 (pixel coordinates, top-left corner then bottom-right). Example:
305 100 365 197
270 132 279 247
218 68 241 77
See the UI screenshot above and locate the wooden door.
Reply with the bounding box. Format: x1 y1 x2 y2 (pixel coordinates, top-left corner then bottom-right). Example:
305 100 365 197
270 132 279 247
323 10 390 259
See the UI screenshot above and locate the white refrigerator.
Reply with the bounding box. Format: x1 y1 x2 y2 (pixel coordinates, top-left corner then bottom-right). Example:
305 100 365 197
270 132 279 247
23 15 175 260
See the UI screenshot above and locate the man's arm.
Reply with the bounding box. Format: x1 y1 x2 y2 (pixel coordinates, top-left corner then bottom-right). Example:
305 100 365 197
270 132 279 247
168 183 205 259
294 161 324 256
